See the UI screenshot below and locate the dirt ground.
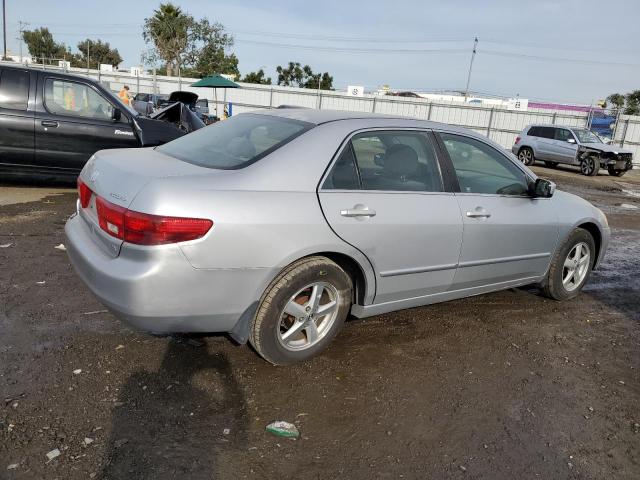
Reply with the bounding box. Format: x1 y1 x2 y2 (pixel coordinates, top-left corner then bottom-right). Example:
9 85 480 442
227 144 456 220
1 165 639 480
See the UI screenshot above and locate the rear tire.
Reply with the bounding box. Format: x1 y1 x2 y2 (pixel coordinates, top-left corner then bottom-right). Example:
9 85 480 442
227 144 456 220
250 256 352 365
580 155 599 176
544 161 558 168
543 228 595 301
518 147 535 166
607 166 626 177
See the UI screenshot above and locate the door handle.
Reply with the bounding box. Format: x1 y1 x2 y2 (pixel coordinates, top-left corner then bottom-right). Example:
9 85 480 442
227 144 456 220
340 207 376 218
41 120 59 128
466 209 491 218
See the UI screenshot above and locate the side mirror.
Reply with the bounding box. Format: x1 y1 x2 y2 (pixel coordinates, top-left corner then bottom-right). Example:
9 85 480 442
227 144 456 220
112 108 122 122
530 178 555 198
567 138 576 144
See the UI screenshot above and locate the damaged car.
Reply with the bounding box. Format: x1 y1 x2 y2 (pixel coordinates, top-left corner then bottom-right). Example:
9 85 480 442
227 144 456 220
513 124 633 176
0 64 204 181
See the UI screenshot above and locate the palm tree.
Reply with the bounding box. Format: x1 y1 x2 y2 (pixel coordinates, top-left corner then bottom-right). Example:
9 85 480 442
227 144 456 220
143 3 191 76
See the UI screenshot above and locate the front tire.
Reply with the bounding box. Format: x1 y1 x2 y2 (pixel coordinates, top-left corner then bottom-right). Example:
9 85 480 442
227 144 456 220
250 256 352 365
607 166 626 177
580 156 599 176
543 228 595 301
518 147 535 166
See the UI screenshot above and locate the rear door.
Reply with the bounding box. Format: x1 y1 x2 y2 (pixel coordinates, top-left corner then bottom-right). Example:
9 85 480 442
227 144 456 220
34 75 139 174
0 67 35 169
437 132 558 290
318 129 463 304
533 126 556 160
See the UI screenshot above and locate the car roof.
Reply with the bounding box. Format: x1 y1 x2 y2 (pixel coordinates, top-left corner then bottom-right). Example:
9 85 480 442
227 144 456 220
527 124 585 130
0 63 102 82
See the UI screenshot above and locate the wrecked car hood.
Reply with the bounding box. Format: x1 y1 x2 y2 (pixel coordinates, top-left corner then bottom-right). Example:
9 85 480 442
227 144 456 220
580 142 633 155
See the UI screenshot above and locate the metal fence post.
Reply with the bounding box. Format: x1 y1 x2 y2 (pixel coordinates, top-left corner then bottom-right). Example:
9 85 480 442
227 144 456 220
153 68 157 94
371 96 377 113
427 103 433 120
318 91 322 110
269 87 274 108
486 108 495 138
551 112 557 124
621 119 629 147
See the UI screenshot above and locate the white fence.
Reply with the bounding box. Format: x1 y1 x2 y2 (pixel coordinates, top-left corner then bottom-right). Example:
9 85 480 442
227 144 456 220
8 63 640 164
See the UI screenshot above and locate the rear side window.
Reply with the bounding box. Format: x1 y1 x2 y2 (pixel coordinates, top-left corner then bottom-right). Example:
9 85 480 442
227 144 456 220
0 69 29 110
158 114 313 169
538 127 555 139
527 126 541 137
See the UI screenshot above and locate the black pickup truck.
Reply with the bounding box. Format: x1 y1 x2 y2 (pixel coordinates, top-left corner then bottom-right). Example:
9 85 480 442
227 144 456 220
0 64 202 181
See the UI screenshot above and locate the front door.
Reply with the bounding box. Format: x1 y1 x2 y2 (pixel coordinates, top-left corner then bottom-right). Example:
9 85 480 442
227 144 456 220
35 76 138 174
318 130 463 304
437 132 559 291
550 127 579 164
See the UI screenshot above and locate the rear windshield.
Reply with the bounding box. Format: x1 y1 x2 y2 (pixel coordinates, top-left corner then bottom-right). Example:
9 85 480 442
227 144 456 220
158 113 313 169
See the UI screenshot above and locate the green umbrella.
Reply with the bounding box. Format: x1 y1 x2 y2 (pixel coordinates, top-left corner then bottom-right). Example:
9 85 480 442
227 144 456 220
191 75 240 118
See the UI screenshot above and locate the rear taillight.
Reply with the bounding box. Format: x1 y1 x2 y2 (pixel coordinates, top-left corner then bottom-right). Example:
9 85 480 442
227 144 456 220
77 178 92 208
96 196 212 245
514 136 521 145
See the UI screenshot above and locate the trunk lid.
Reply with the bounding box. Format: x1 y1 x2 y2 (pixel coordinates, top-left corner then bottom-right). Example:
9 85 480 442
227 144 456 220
78 147 215 257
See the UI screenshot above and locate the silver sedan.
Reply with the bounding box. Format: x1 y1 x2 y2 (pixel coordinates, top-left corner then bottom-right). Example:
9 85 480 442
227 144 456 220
65 109 610 365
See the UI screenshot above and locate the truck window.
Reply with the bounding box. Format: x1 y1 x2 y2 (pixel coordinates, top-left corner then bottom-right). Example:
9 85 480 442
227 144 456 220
44 78 114 121
0 69 29 110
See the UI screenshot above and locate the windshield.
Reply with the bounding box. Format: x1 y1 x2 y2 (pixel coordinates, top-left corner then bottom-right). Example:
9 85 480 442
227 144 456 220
573 129 601 144
158 113 313 169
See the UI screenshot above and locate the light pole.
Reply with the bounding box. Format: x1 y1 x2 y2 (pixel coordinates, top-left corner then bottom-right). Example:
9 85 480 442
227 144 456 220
464 37 478 102
2 0 7 60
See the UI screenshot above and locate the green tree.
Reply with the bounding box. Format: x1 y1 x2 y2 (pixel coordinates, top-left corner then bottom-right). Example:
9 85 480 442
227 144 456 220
276 61 333 90
606 93 625 112
142 3 236 77
73 39 123 69
22 27 69 61
624 90 640 116
242 69 272 85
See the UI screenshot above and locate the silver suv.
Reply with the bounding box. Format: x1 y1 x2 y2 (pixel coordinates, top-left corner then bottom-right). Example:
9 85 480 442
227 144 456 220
512 124 633 177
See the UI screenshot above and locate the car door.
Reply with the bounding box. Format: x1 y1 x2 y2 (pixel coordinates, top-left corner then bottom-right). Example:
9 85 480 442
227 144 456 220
552 127 579 164
0 67 35 169
318 129 463 304
436 132 559 291
532 126 556 160
34 75 139 173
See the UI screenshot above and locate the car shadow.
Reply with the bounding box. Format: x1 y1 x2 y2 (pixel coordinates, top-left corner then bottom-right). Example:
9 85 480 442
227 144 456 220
99 340 248 480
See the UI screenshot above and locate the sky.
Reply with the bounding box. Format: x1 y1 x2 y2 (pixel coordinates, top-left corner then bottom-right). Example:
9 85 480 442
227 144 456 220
3 0 640 104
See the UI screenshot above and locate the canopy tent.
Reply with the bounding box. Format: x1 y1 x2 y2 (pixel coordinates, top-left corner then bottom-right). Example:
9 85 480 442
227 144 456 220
191 75 240 118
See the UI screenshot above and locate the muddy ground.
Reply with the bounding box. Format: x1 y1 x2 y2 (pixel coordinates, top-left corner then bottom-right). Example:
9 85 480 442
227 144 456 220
1 165 639 479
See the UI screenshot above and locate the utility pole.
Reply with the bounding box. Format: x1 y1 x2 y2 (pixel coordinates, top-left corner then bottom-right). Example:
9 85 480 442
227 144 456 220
2 0 7 60
17 21 28 63
87 39 90 72
464 37 478 102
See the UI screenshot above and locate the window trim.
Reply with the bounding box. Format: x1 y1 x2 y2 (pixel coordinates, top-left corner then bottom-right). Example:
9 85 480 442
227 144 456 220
42 76 120 122
319 127 449 194
433 130 536 198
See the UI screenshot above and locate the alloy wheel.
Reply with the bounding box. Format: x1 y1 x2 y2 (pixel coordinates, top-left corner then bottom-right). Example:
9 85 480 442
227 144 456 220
562 242 590 292
277 282 340 351
518 149 533 165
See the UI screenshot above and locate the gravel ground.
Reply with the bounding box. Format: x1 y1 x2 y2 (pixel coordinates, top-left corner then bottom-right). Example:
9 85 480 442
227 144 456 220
1 166 639 479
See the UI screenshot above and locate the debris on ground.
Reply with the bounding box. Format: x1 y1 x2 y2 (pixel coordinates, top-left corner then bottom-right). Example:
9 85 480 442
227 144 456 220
46 449 61 461
223 428 231 435
36 281 46 285
73 369 82 375
115 345 125 350
83 310 108 315
7 463 19 470
54 244 66 251
83 437 94 446
266 421 300 438
0 243 13 248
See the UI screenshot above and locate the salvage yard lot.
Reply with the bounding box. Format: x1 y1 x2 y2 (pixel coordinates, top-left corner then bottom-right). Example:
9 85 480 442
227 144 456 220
1 167 639 479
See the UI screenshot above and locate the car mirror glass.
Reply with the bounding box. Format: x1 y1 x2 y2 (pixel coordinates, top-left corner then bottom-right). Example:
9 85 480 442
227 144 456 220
112 108 122 122
567 138 576 144
532 178 555 198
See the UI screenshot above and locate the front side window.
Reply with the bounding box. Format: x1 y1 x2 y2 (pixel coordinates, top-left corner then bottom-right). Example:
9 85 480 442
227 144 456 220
0 69 29 110
441 133 529 196
554 128 575 142
158 113 313 169
573 129 602 144
44 79 114 121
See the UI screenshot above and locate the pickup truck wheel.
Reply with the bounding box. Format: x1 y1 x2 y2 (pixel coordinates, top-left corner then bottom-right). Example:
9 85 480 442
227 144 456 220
580 155 599 176
607 166 626 177
544 161 558 168
543 228 595 301
518 147 535 166
250 256 352 365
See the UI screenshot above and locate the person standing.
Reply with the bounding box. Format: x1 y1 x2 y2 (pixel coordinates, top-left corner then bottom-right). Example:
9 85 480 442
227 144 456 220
118 85 131 106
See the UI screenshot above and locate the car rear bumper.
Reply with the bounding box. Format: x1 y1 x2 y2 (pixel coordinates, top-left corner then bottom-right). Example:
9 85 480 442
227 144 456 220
65 213 273 334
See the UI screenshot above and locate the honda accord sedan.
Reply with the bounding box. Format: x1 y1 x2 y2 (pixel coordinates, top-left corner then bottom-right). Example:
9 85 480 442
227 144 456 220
65 109 610 365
